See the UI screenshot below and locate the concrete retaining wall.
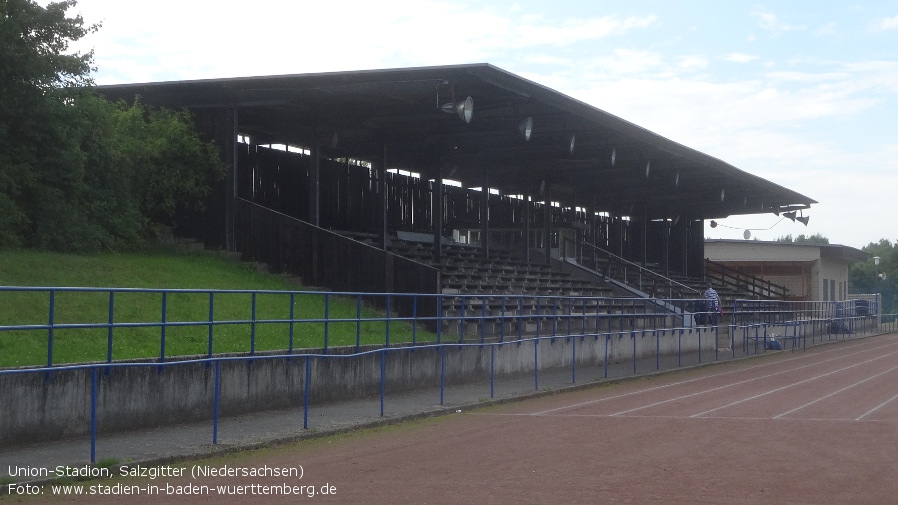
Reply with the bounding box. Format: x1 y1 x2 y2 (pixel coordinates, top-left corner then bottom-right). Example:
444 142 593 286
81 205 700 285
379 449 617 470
0 328 718 448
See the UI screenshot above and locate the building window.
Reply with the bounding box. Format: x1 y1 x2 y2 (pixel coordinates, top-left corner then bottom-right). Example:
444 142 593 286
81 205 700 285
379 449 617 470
831 280 836 301
823 279 829 301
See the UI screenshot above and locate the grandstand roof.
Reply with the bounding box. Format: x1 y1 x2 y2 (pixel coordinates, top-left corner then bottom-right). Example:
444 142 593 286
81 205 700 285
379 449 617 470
96 63 815 220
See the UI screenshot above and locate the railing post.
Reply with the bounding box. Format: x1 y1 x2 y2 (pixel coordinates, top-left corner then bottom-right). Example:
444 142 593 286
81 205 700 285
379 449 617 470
535 298 541 339
678 329 683 366
323 293 330 353
439 344 445 405
90 366 97 464
213 359 221 444
208 292 215 361
379 349 386 416
500 296 506 342
697 328 702 363
159 291 167 368
355 295 362 352
47 289 55 369
106 291 115 368
288 292 295 355
250 292 257 356
385 294 391 347
534 338 539 390
490 344 496 398
436 295 443 344
459 298 466 344
303 356 311 429
412 295 418 346
480 295 486 345
603 333 609 378
551 296 558 341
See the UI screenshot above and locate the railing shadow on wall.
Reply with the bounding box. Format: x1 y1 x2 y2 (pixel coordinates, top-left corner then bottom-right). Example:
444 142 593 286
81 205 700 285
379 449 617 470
234 198 441 319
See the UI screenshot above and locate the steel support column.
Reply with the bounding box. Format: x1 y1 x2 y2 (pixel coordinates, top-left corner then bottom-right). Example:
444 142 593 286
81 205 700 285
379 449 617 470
226 107 238 251
308 137 321 226
376 152 388 251
480 165 490 259
433 168 444 261
543 185 552 266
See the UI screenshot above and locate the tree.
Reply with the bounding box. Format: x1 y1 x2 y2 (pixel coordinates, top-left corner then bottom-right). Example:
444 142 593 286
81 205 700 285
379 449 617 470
0 0 99 246
774 233 830 244
1 1 224 252
101 97 224 241
849 239 898 315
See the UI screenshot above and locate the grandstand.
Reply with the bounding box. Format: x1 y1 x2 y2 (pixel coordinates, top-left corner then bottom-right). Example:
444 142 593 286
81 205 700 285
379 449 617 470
97 64 817 332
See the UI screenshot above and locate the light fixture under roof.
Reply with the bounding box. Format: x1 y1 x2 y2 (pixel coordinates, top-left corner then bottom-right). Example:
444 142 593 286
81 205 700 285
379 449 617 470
611 148 616 167
568 134 576 154
645 161 651 178
441 95 473 123
518 117 533 141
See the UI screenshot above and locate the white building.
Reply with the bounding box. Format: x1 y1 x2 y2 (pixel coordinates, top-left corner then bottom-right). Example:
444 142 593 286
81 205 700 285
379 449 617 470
705 240 868 301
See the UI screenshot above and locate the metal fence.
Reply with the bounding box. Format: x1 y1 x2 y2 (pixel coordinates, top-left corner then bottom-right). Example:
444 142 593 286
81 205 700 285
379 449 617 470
0 286 727 368
732 298 888 352
0 286 892 366
1 286 895 465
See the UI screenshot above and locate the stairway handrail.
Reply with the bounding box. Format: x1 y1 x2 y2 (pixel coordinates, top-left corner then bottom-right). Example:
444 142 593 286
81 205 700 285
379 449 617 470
580 242 701 298
705 259 789 300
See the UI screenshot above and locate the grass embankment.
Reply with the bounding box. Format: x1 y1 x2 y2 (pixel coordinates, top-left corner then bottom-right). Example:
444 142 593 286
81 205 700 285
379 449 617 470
0 248 431 368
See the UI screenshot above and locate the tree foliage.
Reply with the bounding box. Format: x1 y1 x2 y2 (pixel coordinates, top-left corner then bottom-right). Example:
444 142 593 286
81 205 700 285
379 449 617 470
849 239 898 314
0 0 224 252
774 233 830 244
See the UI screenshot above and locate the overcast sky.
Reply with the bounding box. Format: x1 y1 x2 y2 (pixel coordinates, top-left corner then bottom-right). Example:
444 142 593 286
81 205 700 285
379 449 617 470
61 0 898 249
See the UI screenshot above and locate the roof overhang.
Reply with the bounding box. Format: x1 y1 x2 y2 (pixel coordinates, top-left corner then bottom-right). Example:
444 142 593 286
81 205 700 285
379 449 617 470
95 63 816 221
706 239 868 264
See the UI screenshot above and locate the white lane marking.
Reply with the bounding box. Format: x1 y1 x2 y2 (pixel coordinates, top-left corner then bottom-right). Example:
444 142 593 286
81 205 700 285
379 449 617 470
690 351 898 418
856 392 898 420
609 347 898 417
774 365 898 419
531 337 898 416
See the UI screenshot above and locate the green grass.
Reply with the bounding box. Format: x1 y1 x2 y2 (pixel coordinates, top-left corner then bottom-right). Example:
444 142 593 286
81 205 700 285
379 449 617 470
0 247 435 368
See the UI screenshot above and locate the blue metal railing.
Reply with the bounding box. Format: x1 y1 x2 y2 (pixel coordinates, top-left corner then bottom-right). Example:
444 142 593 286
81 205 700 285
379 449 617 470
732 298 890 353
1 286 722 369
2 286 890 370
3 314 895 463
1 285 894 466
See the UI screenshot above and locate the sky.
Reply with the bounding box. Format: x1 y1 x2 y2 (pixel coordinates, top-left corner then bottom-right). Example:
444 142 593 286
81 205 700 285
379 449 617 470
57 0 898 250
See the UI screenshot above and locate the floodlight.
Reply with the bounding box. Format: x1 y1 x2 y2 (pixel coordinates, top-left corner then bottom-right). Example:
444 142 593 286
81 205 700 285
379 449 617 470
440 96 473 123
518 117 533 141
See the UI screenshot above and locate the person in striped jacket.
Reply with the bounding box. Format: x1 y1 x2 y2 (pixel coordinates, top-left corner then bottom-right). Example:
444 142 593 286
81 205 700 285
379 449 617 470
705 282 721 326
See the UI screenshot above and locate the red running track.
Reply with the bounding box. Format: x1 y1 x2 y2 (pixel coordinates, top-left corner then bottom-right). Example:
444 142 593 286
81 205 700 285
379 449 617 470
24 332 898 505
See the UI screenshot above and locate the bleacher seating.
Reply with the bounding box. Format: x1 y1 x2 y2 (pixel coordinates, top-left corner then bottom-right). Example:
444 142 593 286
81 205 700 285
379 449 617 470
340 231 744 340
